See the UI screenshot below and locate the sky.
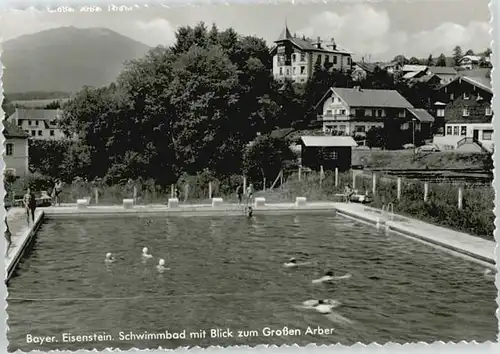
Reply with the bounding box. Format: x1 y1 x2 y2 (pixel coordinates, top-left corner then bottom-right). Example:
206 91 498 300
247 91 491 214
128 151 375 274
0 0 492 61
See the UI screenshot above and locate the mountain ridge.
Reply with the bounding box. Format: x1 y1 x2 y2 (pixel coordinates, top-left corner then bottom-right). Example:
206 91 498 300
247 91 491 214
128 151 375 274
2 26 151 93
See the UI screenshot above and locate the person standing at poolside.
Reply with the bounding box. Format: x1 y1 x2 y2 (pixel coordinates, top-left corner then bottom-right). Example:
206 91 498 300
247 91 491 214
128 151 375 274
236 184 243 204
23 187 37 225
246 183 254 204
52 179 63 206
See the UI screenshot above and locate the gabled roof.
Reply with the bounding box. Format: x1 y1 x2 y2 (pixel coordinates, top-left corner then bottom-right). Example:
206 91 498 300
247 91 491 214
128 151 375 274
270 28 351 55
402 64 428 72
3 120 29 139
427 66 457 75
353 62 379 73
414 74 440 84
459 55 482 63
10 108 62 121
441 74 492 93
408 108 435 123
301 136 358 147
315 87 414 110
403 71 425 80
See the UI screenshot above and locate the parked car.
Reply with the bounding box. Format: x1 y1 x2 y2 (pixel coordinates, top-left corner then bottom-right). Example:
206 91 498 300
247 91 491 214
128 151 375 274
416 144 440 153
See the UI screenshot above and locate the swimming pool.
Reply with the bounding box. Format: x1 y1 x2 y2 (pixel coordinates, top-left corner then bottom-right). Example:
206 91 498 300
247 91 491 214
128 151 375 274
7 213 497 351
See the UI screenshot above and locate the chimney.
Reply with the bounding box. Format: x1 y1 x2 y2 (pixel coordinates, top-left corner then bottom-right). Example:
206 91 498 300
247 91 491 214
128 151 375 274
316 36 321 49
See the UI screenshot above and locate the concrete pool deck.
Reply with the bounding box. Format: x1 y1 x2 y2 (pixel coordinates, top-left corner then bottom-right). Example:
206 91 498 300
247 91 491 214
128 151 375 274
5 201 496 282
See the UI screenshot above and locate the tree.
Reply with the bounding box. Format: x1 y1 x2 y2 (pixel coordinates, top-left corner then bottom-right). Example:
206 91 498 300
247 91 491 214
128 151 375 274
452 46 463 66
426 54 434 66
408 57 421 65
242 135 295 184
365 127 384 148
393 55 408 66
465 49 475 56
436 53 447 67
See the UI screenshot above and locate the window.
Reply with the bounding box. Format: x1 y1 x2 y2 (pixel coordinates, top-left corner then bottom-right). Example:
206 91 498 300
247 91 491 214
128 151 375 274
365 109 372 117
286 69 290 75
437 109 445 117
377 109 383 117
453 126 459 135
37 130 43 136
340 109 346 115
350 109 356 115
293 67 296 74
5 143 13 156
446 126 452 135
50 130 55 136
338 125 346 131
17 120 22 126
300 53 305 61
292 54 296 62
324 150 338 160
450 93 454 100
460 126 467 136
355 125 366 133
486 106 492 116
347 57 351 65
333 56 338 65
279 68 283 75
325 56 330 63
31 130 36 136
372 109 376 117
28 120 32 125
482 129 493 140
317 55 322 63
463 93 470 100
398 110 406 118
326 109 333 116
300 66 305 74
462 108 470 117
35 120 39 126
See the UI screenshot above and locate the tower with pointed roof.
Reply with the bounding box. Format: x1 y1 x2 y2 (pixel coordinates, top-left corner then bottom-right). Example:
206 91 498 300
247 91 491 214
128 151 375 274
269 23 353 84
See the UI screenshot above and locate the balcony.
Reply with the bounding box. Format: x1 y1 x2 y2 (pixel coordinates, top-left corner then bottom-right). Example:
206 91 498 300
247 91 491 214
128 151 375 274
317 114 350 122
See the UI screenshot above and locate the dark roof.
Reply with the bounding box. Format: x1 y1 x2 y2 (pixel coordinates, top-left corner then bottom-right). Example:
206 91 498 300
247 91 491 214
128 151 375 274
3 120 29 139
354 62 379 73
427 66 457 75
10 108 62 121
301 136 358 147
277 26 293 41
271 28 351 55
441 74 492 93
408 108 435 123
326 87 413 109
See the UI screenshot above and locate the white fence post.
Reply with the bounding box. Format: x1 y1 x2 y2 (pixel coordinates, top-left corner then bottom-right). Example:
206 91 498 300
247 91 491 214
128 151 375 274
208 181 212 199
298 166 302 181
263 177 266 192
171 184 174 198
458 188 463 209
424 182 429 202
94 188 98 205
352 170 356 189
243 176 247 195
133 186 137 204
397 178 401 200
372 173 377 195
335 167 339 187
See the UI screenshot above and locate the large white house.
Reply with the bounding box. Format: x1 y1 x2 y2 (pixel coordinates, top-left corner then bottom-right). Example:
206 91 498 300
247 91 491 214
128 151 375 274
3 120 29 177
269 25 353 83
9 108 66 140
315 86 434 136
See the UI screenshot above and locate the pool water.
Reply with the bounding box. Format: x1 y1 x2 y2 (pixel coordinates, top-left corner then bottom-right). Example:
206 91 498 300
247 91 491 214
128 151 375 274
7 213 497 351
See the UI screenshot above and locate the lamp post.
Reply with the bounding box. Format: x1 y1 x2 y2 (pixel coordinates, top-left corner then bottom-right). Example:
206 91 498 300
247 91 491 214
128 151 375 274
412 118 416 158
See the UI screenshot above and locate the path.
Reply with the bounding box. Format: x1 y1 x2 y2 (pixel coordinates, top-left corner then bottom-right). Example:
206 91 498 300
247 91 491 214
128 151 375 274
5 207 43 280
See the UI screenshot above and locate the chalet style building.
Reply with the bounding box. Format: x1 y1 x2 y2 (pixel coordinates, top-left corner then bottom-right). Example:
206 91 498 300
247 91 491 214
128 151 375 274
8 108 66 140
433 72 493 152
270 25 353 83
314 87 434 138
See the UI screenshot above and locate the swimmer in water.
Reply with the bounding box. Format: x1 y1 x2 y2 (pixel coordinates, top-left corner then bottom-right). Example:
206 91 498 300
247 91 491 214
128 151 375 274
297 299 341 313
284 257 298 268
157 258 167 273
312 271 352 284
105 252 115 263
142 247 153 259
